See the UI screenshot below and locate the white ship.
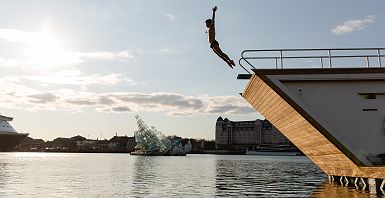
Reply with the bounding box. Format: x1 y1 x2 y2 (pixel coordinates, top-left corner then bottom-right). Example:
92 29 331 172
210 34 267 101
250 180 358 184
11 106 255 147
0 115 28 151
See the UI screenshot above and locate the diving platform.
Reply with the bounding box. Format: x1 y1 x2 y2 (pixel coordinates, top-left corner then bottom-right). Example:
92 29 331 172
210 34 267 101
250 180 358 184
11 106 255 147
238 48 385 192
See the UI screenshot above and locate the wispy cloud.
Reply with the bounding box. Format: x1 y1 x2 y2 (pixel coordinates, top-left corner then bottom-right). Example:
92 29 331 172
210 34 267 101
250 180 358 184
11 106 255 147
203 96 256 115
28 93 59 104
135 47 181 56
164 13 176 21
74 51 134 60
3 69 135 87
331 15 375 35
0 50 134 69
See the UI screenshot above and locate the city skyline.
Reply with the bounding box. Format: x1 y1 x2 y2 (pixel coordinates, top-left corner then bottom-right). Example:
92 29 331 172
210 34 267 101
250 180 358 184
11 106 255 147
1 0 385 140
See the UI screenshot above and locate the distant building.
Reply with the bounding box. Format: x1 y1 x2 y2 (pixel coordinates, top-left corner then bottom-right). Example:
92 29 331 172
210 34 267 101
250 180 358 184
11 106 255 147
126 137 136 152
76 139 98 148
204 140 216 150
71 135 87 142
190 139 204 153
17 137 46 151
108 136 135 152
48 137 77 150
96 139 109 151
215 117 291 151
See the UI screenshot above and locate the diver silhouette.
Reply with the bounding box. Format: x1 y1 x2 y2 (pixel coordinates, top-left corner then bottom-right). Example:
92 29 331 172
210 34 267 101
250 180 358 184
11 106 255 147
205 6 235 69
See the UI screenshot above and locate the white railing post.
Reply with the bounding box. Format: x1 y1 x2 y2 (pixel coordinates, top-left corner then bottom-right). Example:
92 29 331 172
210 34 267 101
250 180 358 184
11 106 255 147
378 49 382 68
275 58 278 69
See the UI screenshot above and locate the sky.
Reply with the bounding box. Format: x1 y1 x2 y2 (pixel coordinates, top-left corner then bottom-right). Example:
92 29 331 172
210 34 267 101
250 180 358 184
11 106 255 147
0 0 384 141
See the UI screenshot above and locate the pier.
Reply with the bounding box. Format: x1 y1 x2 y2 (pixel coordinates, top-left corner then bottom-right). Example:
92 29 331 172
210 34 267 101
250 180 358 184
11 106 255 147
238 48 385 194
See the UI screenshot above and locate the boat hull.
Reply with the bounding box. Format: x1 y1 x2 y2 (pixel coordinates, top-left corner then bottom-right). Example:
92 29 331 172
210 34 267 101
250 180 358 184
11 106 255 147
245 151 300 156
0 133 29 151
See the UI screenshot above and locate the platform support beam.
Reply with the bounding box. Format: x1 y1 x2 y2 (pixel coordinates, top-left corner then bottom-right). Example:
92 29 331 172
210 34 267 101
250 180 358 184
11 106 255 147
328 176 385 194
376 179 385 195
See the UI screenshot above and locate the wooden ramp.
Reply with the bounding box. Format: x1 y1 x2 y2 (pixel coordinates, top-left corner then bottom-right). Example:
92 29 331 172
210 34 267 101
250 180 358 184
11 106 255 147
241 68 385 180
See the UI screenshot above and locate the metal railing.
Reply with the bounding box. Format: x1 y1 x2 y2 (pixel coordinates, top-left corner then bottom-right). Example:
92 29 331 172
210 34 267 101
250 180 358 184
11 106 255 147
239 48 385 74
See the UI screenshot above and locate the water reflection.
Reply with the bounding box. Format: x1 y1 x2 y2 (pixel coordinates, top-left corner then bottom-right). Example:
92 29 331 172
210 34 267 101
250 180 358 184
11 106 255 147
312 182 385 198
0 161 8 187
2 153 377 197
215 155 326 197
131 156 162 196
131 155 216 197
311 181 385 197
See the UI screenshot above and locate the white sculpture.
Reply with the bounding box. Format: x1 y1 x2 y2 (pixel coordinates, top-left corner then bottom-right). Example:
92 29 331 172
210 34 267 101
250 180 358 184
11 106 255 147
133 115 191 156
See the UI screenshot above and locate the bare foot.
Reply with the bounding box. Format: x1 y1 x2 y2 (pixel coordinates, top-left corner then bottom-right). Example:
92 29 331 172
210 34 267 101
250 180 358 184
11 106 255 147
230 60 235 66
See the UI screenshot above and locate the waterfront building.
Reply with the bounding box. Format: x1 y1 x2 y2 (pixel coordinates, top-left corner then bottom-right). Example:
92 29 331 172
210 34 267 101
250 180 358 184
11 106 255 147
126 136 136 152
17 137 46 151
96 139 109 151
108 135 135 152
76 139 98 148
190 139 204 153
215 117 290 150
72 135 87 142
48 137 76 150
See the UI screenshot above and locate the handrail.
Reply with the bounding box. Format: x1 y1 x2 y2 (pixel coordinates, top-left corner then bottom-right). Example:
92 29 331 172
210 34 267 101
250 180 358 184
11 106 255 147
239 48 385 74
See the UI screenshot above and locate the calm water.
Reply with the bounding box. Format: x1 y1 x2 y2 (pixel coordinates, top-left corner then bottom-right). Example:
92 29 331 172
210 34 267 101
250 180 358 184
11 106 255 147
0 153 381 197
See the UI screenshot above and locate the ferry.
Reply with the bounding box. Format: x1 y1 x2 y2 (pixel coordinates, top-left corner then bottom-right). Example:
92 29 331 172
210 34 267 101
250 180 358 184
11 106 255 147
0 115 28 151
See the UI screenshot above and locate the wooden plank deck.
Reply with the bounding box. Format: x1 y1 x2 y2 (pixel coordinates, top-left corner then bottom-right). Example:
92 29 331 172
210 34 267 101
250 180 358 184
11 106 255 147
242 73 385 179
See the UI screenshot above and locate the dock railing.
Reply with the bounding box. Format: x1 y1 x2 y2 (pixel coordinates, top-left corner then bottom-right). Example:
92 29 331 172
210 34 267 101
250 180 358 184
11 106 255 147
239 48 385 74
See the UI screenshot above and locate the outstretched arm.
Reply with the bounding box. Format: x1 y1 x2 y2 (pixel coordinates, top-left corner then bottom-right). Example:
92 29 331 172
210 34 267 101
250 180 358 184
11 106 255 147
211 6 217 25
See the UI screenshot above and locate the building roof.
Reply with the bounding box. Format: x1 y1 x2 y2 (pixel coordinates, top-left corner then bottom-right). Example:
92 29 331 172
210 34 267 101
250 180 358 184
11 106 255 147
217 116 223 121
71 135 87 141
109 136 134 143
0 115 13 121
